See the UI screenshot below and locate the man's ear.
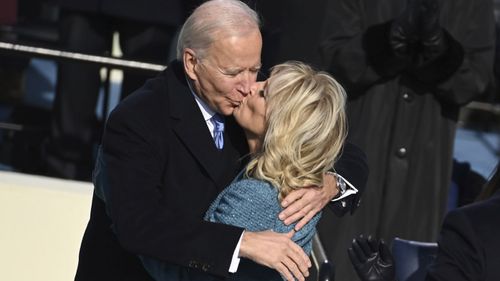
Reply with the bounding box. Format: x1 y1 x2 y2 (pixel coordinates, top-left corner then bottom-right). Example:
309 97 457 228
183 48 198 81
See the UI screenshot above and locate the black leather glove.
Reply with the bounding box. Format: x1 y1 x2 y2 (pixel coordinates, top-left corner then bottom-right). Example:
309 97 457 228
348 235 396 281
419 0 447 62
389 0 421 57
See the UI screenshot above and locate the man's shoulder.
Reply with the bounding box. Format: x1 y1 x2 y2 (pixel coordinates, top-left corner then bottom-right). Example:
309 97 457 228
452 192 500 229
110 61 185 120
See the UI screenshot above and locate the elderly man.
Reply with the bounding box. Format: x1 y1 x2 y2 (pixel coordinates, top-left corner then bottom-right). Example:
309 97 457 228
75 1 367 281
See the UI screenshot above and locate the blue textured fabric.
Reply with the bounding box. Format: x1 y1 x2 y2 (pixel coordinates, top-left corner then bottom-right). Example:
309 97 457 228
205 172 321 254
204 171 322 281
140 170 321 281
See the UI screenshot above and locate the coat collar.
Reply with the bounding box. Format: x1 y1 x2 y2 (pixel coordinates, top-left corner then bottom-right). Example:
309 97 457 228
165 61 235 189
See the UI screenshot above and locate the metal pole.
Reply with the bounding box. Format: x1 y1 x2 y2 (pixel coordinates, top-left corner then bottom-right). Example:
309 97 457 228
0 41 167 72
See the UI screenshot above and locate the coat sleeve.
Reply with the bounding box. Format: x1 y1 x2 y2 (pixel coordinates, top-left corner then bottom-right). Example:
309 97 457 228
319 0 396 98
425 209 485 281
100 99 243 277
427 0 495 105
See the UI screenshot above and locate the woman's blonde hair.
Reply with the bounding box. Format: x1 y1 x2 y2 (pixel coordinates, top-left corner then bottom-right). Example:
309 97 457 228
246 61 347 200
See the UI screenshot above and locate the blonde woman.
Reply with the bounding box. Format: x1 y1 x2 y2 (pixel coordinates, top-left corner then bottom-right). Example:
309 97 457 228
142 61 347 280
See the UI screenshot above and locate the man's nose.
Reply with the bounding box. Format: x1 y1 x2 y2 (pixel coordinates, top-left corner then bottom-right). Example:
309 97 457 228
238 71 257 96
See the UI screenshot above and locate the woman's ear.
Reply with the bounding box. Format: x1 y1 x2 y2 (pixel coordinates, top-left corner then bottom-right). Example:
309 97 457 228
183 48 198 81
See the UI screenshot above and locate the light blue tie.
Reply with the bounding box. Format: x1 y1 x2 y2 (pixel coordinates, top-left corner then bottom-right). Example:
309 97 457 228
212 114 224 150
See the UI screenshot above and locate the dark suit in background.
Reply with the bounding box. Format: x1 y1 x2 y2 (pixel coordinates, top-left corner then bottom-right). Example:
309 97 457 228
44 0 184 181
426 189 500 281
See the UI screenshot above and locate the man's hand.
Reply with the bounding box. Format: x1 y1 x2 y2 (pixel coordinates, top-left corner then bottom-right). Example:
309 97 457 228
348 235 396 281
279 173 338 230
239 230 311 281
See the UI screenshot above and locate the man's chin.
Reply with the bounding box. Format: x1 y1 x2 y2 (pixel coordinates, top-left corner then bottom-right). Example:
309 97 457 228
219 108 233 117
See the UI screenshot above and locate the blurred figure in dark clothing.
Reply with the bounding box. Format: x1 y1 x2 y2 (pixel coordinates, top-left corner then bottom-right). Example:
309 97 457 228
243 0 328 75
0 57 26 106
349 161 500 281
452 160 487 207
0 0 26 107
44 0 184 181
317 0 495 280
494 0 500 104
0 0 24 154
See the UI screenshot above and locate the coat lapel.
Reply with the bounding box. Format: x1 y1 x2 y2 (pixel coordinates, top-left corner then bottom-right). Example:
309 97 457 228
166 62 227 186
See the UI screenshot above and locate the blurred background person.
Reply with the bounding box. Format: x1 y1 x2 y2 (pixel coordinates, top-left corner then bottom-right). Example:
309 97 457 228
426 161 500 280
0 0 29 118
43 0 184 181
317 0 496 280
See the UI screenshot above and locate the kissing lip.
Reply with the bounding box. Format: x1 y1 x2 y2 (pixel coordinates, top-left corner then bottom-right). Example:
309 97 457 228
236 97 249 108
232 99 244 108
232 99 246 113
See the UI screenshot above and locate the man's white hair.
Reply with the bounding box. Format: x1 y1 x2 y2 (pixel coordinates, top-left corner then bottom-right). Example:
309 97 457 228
176 0 260 60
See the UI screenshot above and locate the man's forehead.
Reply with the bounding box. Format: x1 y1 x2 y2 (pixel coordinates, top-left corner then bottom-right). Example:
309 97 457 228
207 32 262 67
205 55 261 72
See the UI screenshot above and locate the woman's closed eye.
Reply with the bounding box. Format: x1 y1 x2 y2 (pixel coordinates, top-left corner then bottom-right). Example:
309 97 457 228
259 89 265 98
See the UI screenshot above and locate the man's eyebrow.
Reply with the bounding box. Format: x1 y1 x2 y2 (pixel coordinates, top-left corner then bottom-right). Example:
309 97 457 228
252 63 262 70
222 62 262 70
222 66 243 71
218 64 262 75
217 67 242 75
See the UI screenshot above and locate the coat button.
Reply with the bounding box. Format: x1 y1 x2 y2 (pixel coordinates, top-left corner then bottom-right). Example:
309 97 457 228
402 92 413 102
396 147 407 158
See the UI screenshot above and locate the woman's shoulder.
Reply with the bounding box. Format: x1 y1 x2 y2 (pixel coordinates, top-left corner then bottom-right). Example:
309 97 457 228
229 177 277 195
205 177 281 231
216 178 279 210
